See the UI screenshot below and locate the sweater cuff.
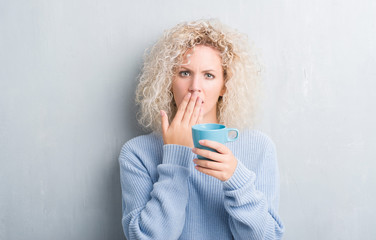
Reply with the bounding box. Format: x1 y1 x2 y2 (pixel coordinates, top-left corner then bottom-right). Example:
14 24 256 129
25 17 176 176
162 144 194 168
223 160 255 191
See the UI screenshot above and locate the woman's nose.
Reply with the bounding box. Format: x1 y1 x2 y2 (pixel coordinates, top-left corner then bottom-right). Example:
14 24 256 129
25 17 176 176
188 75 202 93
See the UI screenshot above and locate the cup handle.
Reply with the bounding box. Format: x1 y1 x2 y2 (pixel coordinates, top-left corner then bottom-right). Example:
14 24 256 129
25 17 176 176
227 128 239 142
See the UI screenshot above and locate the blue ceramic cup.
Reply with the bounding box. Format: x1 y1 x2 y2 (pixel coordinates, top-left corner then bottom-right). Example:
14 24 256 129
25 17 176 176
192 123 239 160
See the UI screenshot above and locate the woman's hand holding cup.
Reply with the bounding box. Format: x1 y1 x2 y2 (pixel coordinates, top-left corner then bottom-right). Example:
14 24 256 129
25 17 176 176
192 140 238 182
191 124 239 181
161 92 203 148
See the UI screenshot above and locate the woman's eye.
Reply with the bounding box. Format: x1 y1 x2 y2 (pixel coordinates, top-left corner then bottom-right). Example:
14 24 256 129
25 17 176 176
179 71 190 77
205 73 214 79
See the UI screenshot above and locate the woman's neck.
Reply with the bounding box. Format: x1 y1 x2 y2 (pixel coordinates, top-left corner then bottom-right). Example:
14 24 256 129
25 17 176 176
199 113 219 124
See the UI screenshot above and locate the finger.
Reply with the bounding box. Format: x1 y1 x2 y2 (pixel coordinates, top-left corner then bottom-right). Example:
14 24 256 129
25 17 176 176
193 158 222 171
197 107 203 124
199 140 230 154
189 97 202 126
182 92 198 124
160 110 169 133
173 92 191 124
192 147 224 162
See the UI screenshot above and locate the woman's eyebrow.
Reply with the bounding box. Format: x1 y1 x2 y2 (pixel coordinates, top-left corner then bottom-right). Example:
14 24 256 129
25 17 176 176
179 66 217 72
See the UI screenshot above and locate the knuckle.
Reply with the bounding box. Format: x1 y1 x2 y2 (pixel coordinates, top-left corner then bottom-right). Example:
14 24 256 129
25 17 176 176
178 106 185 113
187 105 194 111
203 161 210 168
221 172 227 180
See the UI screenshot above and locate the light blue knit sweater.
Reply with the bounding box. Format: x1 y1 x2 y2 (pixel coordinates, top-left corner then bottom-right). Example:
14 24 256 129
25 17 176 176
119 129 284 239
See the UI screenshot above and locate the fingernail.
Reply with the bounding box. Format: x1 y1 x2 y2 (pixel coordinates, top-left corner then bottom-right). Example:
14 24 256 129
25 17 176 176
199 140 204 144
160 110 164 116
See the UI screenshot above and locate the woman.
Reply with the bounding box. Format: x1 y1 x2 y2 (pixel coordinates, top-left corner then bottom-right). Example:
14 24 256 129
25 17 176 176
119 19 284 239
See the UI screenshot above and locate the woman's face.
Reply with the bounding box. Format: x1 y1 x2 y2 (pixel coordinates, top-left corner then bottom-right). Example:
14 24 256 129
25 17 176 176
172 45 226 123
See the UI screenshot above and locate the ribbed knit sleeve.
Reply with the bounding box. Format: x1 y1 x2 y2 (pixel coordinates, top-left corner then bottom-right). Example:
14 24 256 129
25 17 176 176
222 136 285 239
119 139 193 240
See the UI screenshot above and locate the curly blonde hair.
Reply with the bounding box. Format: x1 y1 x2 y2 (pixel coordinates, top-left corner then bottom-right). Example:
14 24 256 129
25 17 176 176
135 18 262 134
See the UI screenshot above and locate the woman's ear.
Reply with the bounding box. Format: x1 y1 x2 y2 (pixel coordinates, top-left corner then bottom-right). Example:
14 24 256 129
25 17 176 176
220 86 226 96
221 70 227 96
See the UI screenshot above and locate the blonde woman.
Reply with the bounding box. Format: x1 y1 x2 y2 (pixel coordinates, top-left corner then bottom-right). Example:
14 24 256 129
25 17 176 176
119 19 284 239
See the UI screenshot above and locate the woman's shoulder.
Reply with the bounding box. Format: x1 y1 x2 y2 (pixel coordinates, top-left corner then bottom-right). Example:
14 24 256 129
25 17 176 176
235 129 278 169
238 128 276 151
123 131 161 147
119 132 163 162
240 128 275 143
